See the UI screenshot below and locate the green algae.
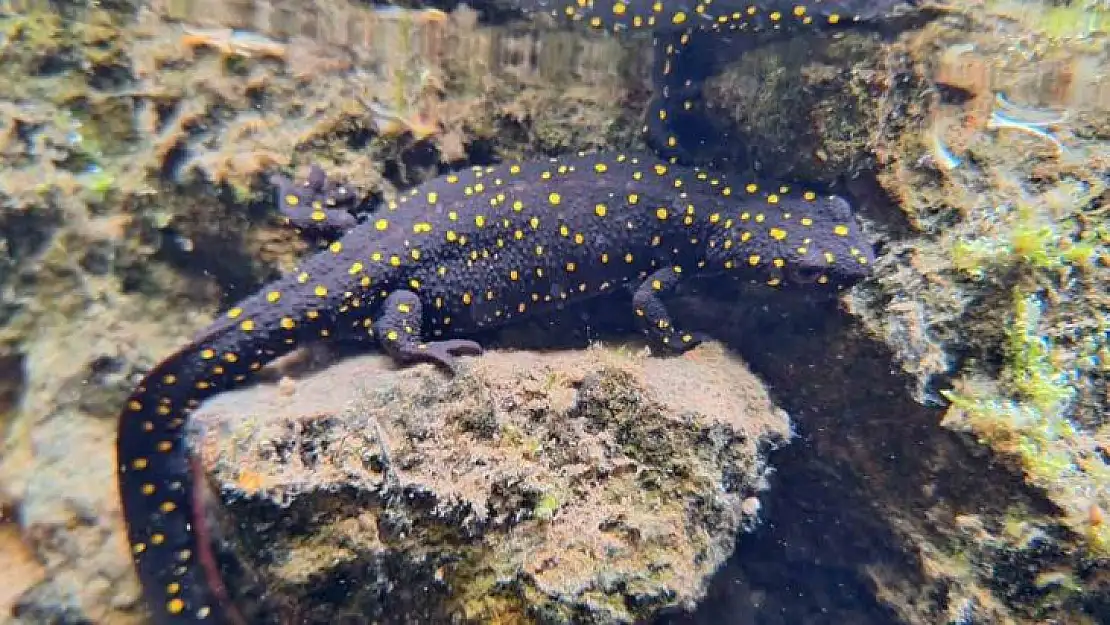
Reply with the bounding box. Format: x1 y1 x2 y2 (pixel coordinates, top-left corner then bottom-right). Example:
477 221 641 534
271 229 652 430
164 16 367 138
943 277 1110 558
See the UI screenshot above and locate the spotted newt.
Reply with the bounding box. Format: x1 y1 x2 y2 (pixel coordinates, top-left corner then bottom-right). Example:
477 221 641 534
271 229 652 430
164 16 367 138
117 149 874 623
519 0 913 161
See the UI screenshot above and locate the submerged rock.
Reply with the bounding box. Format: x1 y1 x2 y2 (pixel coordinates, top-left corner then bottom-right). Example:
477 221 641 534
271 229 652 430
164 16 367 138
190 342 792 624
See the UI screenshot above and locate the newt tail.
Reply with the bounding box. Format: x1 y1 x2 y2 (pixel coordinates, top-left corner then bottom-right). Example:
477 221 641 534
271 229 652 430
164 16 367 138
116 251 419 623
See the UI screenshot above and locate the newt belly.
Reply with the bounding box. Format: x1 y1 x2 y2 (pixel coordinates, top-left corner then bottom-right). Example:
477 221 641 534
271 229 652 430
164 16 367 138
117 149 874 622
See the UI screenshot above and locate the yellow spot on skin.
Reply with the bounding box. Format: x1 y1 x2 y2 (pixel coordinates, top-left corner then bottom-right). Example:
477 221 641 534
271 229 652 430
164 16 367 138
628 193 639 205
512 200 524 212
141 483 155 495
834 225 850 236
240 319 255 332
748 255 761 266
315 285 328 298
654 164 668 176
446 230 458 242
128 400 143 411
223 352 239 363
349 262 364 275
266 291 281 303
509 165 521 175
284 194 299 207
548 192 561 206
390 256 401 267
825 252 836 264
375 219 389 231
200 349 215 360
297 272 309 284
804 190 817 201
595 203 607 217
530 217 540 229
769 227 788 241
132 458 149 470
673 10 687 24
595 162 609 172
409 278 421 289
475 215 486 227
709 213 721 224
574 233 585 244
652 279 662 290
828 13 840 24
160 501 177 513
413 222 433 233
227 307 243 319
656 208 668 220
767 194 780 204
601 253 609 264
624 253 634 263
801 217 814 226
310 210 326 222
280 317 295 330
427 191 438 203
462 292 472 305
411 249 422 261
745 183 758 194
167 598 185 614
566 262 577 272
132 542 146 554
329 241 343 253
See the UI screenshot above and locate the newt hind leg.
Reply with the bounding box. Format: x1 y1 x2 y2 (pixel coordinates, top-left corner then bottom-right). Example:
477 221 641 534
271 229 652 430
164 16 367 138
270 165 360 238
378 290 482 371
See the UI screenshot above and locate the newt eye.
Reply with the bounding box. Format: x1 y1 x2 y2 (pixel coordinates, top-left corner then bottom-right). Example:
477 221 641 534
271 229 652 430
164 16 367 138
788 265 824 284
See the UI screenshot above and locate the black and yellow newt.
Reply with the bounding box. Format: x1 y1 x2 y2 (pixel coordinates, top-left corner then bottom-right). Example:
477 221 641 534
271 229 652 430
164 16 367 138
117 150 874 623
519 0 913 161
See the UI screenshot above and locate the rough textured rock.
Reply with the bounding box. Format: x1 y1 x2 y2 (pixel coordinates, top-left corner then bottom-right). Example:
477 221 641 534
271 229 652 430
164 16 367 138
190 342 791 624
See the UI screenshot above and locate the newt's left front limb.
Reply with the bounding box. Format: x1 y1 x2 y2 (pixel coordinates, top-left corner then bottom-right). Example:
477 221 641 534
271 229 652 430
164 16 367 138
632 266 710 352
